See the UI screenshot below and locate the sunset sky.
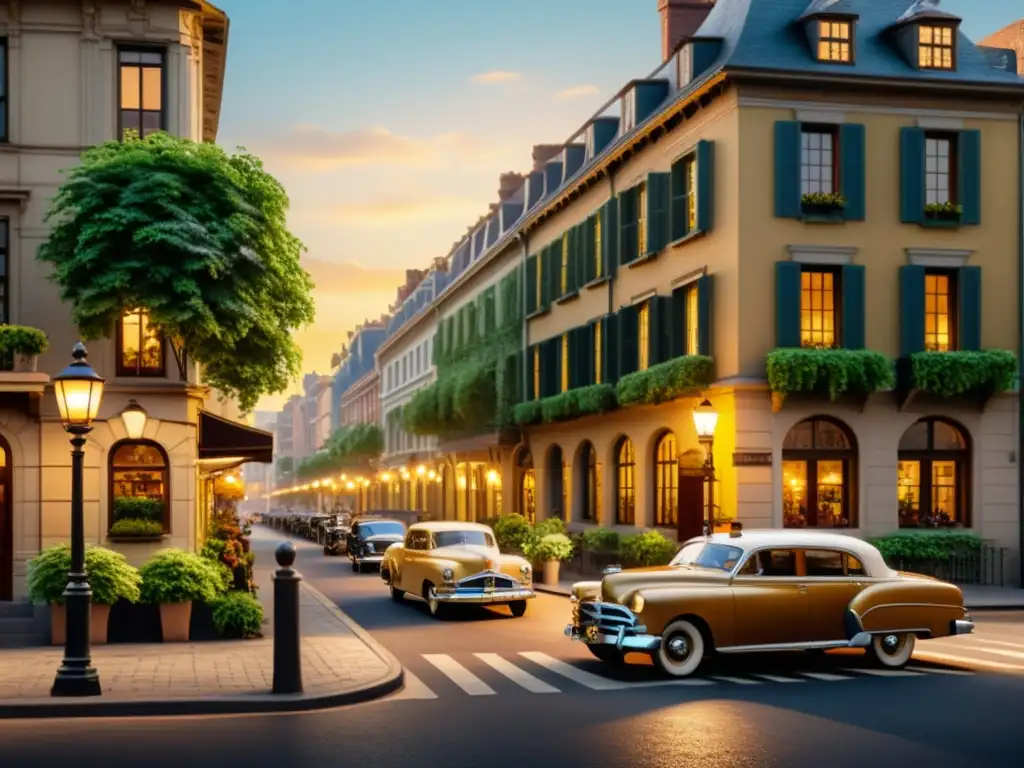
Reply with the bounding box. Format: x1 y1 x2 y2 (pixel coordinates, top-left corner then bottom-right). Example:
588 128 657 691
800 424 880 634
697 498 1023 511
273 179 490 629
209 0 1021 412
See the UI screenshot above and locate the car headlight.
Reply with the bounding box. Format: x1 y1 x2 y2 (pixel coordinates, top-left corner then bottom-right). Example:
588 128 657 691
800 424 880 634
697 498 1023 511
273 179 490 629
629 594 645 614
442 568 454 583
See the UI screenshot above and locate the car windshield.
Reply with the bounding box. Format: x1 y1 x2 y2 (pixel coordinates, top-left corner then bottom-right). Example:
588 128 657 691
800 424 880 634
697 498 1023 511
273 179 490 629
360 522 404 538
671 543 744 572
433 530 494 549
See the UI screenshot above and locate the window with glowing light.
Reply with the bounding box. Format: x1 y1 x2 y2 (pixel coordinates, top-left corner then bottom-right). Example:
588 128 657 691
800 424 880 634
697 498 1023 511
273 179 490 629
578 441 601 522
614 436 636 525
636 184 648 255
685 284 699 356
561 232 569 294
594 321 603 384
781 417 856 528
638 301 650 371
800 268 838 347
118 308 164 376
897 417 970 528
118 48 165 139
109 439 170 533
817 19 852 63
918 24 954 70
561 334 570 392
594 211 603 279
533 346 541 400
654 432 678 527
517 448 536 523
924 271 956 351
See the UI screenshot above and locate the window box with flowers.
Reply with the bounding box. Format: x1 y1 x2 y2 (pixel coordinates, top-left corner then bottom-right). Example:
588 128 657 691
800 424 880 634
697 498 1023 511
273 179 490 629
896 350 1017 411
766 347 895 412
801 192 846 221
922 201 962 227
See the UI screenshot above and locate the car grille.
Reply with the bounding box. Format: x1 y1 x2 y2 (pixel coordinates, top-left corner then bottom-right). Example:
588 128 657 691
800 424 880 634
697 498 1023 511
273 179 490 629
460 574 518 591
365 541 389 554
574 601 638 634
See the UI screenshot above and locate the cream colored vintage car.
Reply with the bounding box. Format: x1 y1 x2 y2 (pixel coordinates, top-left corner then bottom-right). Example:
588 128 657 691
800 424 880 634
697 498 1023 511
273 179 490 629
566 526 974 677
380 521 535 618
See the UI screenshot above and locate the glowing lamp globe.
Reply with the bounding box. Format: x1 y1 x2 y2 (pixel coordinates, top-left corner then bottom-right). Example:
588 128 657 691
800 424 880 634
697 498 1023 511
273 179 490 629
54 343 105 431
120 399 148 440
692 399 718 440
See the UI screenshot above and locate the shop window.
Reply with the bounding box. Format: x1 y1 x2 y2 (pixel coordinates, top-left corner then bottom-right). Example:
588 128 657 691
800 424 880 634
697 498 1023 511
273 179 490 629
782 417 857 528
118 308 165 376
653 431 678 527
615 436 636 525
109 440 170 532
898 417 970 528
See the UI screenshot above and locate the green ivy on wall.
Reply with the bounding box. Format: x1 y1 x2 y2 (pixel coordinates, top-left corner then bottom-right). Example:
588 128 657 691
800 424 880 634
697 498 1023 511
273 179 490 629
295 422 384 480
616 355 715 407
512 383 618 426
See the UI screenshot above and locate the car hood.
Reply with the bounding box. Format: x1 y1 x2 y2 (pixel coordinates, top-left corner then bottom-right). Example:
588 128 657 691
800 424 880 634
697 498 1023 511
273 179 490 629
601 566 729 603
432 544 499 565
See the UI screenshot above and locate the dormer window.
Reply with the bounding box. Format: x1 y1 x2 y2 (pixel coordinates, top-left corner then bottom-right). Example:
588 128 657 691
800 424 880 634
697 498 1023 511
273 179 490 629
621 89 637 132
919 25 954 70
817 20 853 63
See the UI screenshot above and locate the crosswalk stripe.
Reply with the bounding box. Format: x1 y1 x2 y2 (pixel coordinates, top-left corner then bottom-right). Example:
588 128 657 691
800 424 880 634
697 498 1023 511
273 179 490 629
423 654 496 696
906 665 973 676
801 672 851 681
752 674 804 683
394 669 438 699
846 668 924 678
474 653 560 694
518 652 631 690
712 675 762 685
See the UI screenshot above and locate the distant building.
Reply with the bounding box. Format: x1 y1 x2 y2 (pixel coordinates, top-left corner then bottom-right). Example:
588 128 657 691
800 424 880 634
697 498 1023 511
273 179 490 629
979 19 1024 75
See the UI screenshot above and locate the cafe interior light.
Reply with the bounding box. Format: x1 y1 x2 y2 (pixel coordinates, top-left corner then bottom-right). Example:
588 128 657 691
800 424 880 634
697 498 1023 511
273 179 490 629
427 470 437 480
345 481 355 490
380 472 392 482
486 470 499 485
53 343 105 431
119 399 148 440
692 398 719 440
416 465 426 476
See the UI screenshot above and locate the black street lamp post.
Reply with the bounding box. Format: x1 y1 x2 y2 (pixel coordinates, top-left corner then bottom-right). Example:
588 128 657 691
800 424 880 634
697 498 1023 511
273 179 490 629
50 343 105 698
692 398 719 537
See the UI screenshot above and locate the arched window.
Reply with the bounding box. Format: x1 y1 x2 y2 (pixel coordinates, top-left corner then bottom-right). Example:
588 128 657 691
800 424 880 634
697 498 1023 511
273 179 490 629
781 418 857 529
109 440 170 532
654 432 678 527
898 418 970 528
615 437 636 525
578 441 601 522
517 450 536 523
547 446 566 520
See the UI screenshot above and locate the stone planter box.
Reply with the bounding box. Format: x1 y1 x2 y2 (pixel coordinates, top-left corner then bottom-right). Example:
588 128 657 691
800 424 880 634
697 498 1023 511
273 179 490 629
49 603 112 646
13 353 38 372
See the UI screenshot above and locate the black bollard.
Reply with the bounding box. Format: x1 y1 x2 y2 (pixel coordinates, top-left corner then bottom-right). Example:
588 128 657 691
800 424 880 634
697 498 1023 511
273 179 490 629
272 541 303 694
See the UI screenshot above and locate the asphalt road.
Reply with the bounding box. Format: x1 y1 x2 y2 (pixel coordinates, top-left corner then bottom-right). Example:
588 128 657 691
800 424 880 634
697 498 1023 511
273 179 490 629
2 527 1022 768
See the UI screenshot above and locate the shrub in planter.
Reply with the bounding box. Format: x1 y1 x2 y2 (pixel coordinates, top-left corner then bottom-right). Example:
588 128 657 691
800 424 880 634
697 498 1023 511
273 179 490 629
0 324 49 370
905 350 1017 399
767 347 895 403
113 496 164 522
532 517 567 538
211 591 264 639
868 531 983 564
140 549 230 642
620 530 677 567
581 528 621 553
524 533 574 585
27 544 141 645
110 518 164 538
801 192 846 215
492 513 532 553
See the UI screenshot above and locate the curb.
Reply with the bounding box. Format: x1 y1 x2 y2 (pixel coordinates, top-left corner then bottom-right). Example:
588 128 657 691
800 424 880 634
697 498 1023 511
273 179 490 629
0 583 404 720
534 584 572 598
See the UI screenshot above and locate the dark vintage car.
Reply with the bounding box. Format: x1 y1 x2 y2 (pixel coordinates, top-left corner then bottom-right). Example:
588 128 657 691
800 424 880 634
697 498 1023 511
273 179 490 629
348 518 407 573
323 514 353 556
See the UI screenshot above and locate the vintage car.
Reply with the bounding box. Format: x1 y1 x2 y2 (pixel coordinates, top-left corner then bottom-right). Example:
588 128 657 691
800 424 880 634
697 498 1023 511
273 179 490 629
565 526 974 678
380 521 535 618
348 518 407 572
323 513 353 556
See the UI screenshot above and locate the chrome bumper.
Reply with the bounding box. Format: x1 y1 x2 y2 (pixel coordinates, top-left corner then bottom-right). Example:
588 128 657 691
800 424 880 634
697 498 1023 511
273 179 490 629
434 587 534 604
353 554 384 565
952 619 975 635
566 599 662 652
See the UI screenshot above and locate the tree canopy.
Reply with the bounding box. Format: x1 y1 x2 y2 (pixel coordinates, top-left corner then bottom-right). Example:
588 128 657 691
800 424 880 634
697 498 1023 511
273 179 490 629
38 132 316 411
294 423 384 481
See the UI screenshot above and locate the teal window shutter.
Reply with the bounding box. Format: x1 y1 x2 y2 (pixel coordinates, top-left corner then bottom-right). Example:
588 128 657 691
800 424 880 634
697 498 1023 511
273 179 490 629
565 229 579 294
957 265 982 350
840 264 866 349
583 323 596 386
647 296 663 365
525 255 538 313
582 215 597 283
958 130 981 226
670 285 687 358
574 222 587 288
839 124 866 221
696 140 715 232
619 189 638 265
646 172 670 254
899 265 926 357
774 121 802 219
601 314 617 383
545 338 559 397
526 344 536 400
696 274 713 356
601 198 619 278
900 128 925 224
618 305 639 376
540 246 553 307
775 261 802 347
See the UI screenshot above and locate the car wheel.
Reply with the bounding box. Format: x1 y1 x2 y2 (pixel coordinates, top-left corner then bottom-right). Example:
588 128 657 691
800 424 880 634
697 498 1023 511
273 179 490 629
587 645 626 665
651 619 706 678
424 584 446 618
866 632 916 668
508 600 527 618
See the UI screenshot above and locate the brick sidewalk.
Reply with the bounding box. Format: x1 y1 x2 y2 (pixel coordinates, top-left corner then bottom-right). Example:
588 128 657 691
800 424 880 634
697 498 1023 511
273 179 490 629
0 529 402 718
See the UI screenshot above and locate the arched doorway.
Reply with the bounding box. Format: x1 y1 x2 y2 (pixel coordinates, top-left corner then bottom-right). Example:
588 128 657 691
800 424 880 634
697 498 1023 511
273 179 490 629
576 441 601 523
781 417 857 528
897 417 970 528
547 445 566 520
516 449 536 523
0 435 11 601
614 436 636 525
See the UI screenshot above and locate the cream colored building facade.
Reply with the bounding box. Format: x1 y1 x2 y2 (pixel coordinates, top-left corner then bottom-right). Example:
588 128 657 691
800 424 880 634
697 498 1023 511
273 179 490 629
0 0 272 603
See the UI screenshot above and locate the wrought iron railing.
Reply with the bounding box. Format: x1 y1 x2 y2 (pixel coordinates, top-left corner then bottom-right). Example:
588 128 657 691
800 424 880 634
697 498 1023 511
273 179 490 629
887 544 1013 587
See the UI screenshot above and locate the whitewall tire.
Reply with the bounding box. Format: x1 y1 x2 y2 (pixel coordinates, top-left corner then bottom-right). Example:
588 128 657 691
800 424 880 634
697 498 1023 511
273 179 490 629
866 632 916 668
651 619 705 678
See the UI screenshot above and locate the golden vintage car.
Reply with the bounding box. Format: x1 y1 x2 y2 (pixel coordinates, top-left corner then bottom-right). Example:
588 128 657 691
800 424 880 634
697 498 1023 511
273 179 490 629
380 521 535 618
565 525 974 677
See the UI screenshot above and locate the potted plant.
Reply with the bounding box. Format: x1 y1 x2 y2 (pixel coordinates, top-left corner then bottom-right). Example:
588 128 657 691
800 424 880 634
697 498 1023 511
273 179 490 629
801 192 846 217
525 533 574 586
211 591 265 639
139 549 229 642
924 201 962 222
0 324 49 372
27 544 142 645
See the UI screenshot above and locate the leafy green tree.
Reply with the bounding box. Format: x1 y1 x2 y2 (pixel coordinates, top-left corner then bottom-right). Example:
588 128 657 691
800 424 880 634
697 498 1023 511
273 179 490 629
38 132 315 411
294 423 383 481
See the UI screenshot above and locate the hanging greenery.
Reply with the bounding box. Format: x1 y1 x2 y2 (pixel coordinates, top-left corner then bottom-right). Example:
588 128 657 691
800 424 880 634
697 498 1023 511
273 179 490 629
616 355 715 407
905 350 1016 398
294 422 384 480
766 348 894 400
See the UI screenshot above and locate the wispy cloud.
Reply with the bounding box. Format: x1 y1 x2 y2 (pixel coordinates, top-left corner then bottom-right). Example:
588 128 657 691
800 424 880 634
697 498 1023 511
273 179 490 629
331 196 483 226
471 70 523 84
554 84 600 100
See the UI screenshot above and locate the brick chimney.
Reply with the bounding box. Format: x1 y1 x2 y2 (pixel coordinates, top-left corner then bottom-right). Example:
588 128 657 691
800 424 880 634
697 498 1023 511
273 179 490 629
498 172 525 202
658 0 716 62
532 144 563 172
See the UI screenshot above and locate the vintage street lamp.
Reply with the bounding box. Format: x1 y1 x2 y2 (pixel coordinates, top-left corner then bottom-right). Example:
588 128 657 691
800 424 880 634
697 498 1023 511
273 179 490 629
51 342 105 697
692 398 718 537
119 399 147 440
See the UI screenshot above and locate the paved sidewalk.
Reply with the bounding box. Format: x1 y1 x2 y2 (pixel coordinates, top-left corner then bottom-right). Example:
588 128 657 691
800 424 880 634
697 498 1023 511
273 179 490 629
0 528 402 719
534 573 1024 610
